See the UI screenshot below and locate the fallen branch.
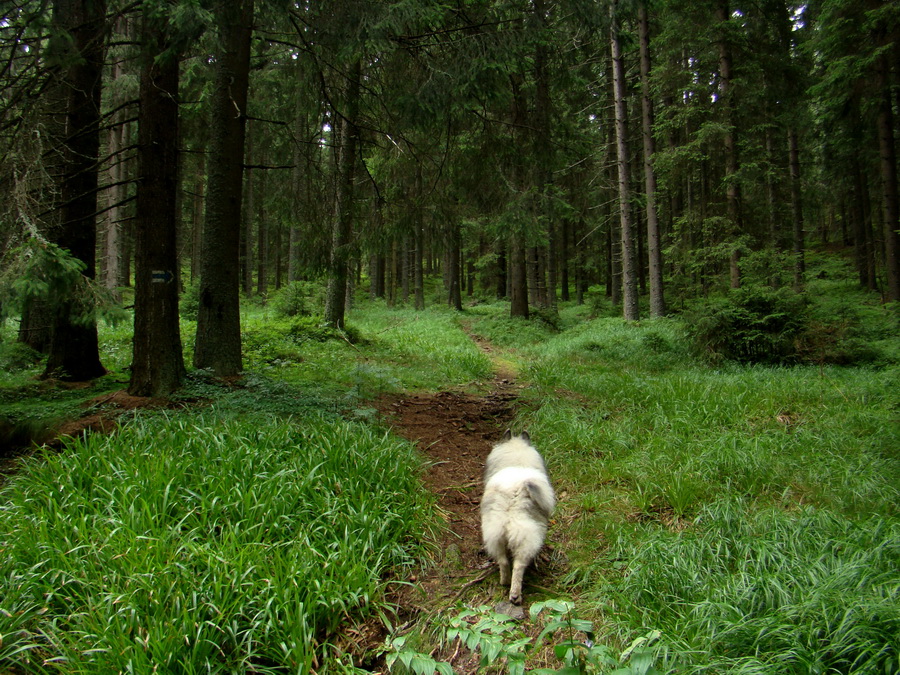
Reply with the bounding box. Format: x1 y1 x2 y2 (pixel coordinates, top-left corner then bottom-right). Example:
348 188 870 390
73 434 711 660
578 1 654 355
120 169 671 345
450 565 495 601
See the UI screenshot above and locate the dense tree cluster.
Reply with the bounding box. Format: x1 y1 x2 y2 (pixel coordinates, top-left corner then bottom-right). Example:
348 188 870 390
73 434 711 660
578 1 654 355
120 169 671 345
1 0 897 393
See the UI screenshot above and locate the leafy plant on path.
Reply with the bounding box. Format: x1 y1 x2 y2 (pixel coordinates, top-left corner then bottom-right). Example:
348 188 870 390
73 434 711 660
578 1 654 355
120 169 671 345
383 600 669 675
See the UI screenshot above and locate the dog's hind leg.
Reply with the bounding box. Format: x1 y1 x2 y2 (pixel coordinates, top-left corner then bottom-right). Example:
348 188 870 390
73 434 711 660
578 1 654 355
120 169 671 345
508 557 528 605
497 551 511 587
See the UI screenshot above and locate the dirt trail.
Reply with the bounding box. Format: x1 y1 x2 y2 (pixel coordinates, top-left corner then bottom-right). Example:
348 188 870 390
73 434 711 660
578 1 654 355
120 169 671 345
354 333 565 671
376 378 521 585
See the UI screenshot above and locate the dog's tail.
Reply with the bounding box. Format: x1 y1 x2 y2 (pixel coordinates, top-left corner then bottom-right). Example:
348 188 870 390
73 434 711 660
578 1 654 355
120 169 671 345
523 479 555 521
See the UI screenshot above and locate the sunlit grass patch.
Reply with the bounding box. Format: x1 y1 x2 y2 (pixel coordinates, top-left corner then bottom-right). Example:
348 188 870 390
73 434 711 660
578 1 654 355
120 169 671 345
522 322 898 518
352 305 493 391
0 411 435 672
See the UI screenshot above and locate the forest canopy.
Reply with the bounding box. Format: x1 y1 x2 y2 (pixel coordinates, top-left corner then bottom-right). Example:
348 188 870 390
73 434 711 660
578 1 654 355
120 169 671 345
0 0 898 391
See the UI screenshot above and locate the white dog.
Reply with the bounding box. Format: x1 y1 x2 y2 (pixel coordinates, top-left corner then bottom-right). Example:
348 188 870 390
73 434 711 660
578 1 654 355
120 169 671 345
480 430 555 605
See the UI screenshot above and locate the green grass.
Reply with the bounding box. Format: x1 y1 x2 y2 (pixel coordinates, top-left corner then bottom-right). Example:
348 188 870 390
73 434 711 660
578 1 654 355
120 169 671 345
604 500 899 674
2 275 897 674
0 410 435 672
238 303 492 398
494 314 899 673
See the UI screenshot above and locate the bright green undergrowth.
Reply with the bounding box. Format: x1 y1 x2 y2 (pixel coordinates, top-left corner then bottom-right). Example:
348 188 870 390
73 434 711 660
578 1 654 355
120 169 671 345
238 303 492 397
0 411 435 673
607 499 899 674
521 319 898 518
352 304 493 391
2 281 897 675
498 316 899 673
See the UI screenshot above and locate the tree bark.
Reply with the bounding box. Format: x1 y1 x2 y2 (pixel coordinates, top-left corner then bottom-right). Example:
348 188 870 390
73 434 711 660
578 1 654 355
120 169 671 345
610 1 639 321
190 155 205 283
509 72 529 318
560 218 570 302
716 0 743 289
256 154 268 298
103 16 129 300
43 0 107 381
876 53 900 302
242 127 254 297
413 165 425 311
638 3 666 317
129 7 186 397
509 236 529 318
324 60 361 328
448 222 462 311
788 127 805 291
851 157 874 288
194 0 253 374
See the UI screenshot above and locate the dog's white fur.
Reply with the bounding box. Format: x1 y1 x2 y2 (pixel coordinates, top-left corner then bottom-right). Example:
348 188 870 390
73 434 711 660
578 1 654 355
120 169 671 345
480 430 555 605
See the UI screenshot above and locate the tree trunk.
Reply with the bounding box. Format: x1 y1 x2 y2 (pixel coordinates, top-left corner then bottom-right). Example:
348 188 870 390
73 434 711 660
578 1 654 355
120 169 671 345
639 4 666 317
448 222 462 311
324 60 361 328
509 72 529 318
129 8 185 397
413 165 425 311
496 245 507 300
560 218 570 302
18 299 52 353
401 236 411 303
288 117 305 284
242 128 254 297
256 155 268 298
876 53 900 302
190 155 205 283
788 127 805 291
43 0 107 381
103 17 129 300
194 0 253 375
716 0 743 289
765 130 780 252
851 157 873 288
610 1 639 321
533 0 556 313
509 236 529 318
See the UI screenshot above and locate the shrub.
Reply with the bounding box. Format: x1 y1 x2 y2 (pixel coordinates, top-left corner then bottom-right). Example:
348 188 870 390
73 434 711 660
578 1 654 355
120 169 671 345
179 280 201 320
686 286 808 364
271 281 324 318
287 315 363 344
0 341 43 372
584 285 620 319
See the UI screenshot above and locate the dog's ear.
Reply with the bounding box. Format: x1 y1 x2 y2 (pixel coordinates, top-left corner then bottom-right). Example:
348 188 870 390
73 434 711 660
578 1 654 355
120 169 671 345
519 430 531 442
501 429 512 441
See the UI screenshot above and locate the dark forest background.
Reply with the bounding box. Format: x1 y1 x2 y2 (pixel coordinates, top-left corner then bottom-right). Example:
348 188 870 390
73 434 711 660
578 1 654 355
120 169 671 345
1 0 898 394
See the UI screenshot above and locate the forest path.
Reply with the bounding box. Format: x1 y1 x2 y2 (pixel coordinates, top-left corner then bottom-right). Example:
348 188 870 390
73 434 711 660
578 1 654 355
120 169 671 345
374 350 520 593
358 328 561 670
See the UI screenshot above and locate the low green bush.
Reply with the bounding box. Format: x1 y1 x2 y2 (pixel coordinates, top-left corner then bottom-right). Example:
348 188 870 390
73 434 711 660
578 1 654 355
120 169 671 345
686 286 809 364
270 281 325 318
0 340 42 372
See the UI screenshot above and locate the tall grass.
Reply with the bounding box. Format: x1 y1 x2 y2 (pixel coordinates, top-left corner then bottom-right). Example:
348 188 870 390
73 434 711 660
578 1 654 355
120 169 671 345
521 319 898 518
0 411 435 672
606 499 899 674
352 305 493 391
494 314 898 673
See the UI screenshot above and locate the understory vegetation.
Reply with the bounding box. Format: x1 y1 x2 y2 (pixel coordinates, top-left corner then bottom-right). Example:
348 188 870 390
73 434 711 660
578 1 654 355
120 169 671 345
0 255 897 673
